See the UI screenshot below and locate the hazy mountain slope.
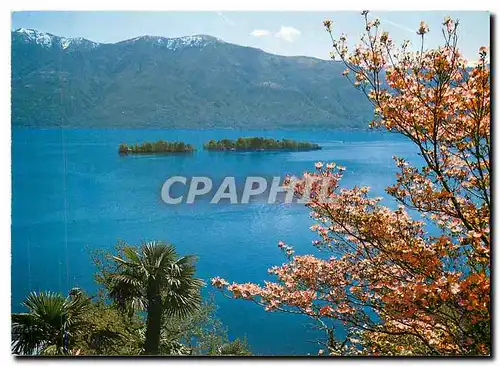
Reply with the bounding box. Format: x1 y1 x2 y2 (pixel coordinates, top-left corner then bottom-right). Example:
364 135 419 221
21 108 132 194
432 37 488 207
11 29 373 129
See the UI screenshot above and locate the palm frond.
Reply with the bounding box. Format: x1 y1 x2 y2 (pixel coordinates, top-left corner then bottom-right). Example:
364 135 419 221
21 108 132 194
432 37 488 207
97 241 205 354
12 291 90 355
11 313 48 355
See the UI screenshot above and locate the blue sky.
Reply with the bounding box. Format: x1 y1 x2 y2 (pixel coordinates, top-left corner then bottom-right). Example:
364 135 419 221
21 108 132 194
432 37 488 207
12 11 490 61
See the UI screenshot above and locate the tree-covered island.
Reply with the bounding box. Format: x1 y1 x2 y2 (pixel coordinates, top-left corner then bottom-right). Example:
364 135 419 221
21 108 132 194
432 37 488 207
203 137 321 151
119 141 195 155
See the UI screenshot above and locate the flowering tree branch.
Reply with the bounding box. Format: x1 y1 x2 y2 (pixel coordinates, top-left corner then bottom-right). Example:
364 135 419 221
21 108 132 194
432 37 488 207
213 11 490 356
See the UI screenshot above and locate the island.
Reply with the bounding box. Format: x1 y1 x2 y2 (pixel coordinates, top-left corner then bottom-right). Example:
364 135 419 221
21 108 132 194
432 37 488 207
118 141 195 155
203 137 321 151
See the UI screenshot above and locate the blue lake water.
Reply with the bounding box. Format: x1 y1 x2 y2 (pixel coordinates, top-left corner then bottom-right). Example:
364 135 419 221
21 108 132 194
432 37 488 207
11 128 419 355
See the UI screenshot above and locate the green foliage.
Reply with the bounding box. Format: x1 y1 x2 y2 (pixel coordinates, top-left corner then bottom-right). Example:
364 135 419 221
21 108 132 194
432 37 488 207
160 295 252 356
12 290 253 356
72 298 144 356
212 338 252 356
13 243 251 356
204 137 321 151
119 140 195 154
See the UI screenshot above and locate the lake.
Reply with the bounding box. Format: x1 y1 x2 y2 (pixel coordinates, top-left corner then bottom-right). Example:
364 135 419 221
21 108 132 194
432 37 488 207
11 127 418 355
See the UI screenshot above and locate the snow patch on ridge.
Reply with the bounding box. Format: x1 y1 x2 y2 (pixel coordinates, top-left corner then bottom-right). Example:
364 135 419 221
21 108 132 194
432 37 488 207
125 34 223 50
16 28 53 47
14 28 100 50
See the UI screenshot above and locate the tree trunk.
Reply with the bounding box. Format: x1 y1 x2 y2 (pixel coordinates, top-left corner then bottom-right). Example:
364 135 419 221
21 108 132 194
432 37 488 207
144 281 162 355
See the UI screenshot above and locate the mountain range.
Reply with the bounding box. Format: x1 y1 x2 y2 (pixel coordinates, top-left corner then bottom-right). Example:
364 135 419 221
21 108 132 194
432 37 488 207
11 28 373 129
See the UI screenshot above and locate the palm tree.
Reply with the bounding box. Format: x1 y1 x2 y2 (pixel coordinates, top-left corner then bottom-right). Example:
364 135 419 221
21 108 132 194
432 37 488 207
11 289 90 355
103 241 204 355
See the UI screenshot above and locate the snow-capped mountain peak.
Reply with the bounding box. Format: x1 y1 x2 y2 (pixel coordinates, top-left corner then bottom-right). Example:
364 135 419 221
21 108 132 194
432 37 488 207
13 28 100 50
123 34 223 50
15 28 54 47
